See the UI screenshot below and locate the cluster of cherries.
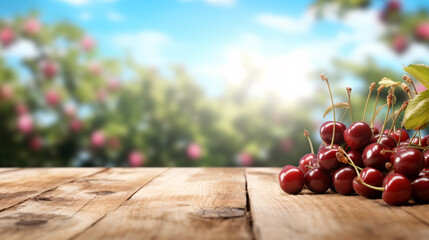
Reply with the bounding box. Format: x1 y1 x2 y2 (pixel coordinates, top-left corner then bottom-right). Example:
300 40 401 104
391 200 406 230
279 74 429 206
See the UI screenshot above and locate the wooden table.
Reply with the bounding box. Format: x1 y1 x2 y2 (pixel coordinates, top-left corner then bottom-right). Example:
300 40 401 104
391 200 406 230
0 168 428 240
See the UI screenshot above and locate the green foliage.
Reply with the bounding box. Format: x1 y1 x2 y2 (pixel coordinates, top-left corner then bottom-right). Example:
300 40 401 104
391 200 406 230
402 90 429 130
403 64 429 89
0 13 315 167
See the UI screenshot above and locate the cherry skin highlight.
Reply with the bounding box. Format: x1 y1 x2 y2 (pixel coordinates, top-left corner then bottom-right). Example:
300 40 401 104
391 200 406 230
347 150 364 168
353 167 384 199
298 153 317 174
395 128 409 142
382 173 411 206
411 177 429 204
423 151 429 169
371 134 397 149
319 121 346 145
317 144 340 171
304 167 331 194
362 143 391 170
392 148 424 178
344 121 372 150
279 167 305 195
371 127 379 136
333 166 357 195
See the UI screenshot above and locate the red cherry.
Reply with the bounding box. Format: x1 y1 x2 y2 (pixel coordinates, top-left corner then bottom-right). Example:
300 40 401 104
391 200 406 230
29 135 43 151
423 151 429 169
45 89 61 106
317 144 340 171
15 102 28 116
382 173 411 206
237 152 253 166
395 128 409 142
352 167 384 199
304 167 331 194
23 18 41 35
128 151 145 167
0 27 14 47
298 153 317 174
279 167 304 195
347 150 364 168
408 137 428 147
392 35 408 54
422 135 429 147
386 0 401 12
91 130 105 147
319 121 346 145
371 127 379 136
344 121 372 150
283 165 294 170
40 60 58 79
411 177 429 204
69 119 82 132
393 148 424 178
362 143 391 170
416 22 429 41
333 166 357 195
371 134 397 149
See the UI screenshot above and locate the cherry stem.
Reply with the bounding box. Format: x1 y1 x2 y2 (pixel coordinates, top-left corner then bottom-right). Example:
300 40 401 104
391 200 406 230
340 108 348 122
304 129 314 154
346 87 354 123
378 100 391 144
411 81 418 94
391 104 396 132
357 178 384 192
419 130 422 146
388 106 405 136
370 87 383 128
408 130 420 147
305 164 314 170
321 74 335 149
397 127 404 147
362 83 375 122
338 148 361 176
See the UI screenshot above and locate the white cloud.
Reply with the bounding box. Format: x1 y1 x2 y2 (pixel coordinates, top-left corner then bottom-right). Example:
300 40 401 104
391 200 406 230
1 39 39 60
255 12 315 34
106 12 123 22
57 0 88 6
112 31 171 65
179 0 236 7
79 12 93 21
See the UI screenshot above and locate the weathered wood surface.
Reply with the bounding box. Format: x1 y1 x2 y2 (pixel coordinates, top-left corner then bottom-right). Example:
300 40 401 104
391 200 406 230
0 168 428 240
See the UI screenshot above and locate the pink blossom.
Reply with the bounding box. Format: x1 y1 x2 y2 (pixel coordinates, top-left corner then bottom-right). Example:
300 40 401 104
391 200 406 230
40 60 58 79
91 131 105 147
237 152 253 166
81 36 95 51
24 18 41 35
69 119 82 132
416 22 429 40
18 115 33 134
45 89 61 106
128 151 145 167
0 27 14 47
187 143 202 160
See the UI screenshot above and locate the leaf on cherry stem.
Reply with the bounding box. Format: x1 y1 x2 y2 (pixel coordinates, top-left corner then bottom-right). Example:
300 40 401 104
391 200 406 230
403 64 429 89
402 90 429 130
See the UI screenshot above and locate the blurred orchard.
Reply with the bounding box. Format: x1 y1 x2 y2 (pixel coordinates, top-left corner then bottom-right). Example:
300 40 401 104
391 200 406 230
0 0 428 167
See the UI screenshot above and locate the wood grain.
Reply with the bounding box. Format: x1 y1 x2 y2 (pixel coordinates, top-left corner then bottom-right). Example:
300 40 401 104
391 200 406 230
75 168 252 240
0 168 104 211
0 168 167 240
246 168 429 240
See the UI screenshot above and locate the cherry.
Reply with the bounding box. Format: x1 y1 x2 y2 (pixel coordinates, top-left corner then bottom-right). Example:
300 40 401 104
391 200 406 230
333 166 357 195
317 144 340 171
423 151 429 169
18 114 33 134
416 22 429 41
411 177 429 204
344 121 372 150
371 127 379 136
319 121 346 145
41 60 58 79
298 153 317 174
347 150 364 168
362 143 391 170
392 34 408 54
408 137 428 147
279 167 305 195
128 151 145 167
91 130 105 147
304 167 331 194
382 173 411 206
395 128 409 142
386 0 401 12
371 134 397 149
392 148 424 178
283 165 294 170
422 135 429 147
352 167 384 199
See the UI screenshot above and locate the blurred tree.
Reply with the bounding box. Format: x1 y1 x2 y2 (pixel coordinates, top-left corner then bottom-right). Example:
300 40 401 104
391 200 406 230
0 12 316 167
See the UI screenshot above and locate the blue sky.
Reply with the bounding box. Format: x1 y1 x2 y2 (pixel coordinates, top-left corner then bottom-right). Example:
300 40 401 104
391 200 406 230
2 0 429 100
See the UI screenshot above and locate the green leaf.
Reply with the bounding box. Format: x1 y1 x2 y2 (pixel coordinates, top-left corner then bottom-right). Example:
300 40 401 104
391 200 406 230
402 90 429 130
403 64 429 89
323 102 349 118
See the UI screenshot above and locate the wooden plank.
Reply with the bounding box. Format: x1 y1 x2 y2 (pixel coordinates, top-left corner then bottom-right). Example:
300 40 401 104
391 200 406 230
0 168 104 211
0 168 19 174
0 168 167 240
246 168 429 240
75 168 252 240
